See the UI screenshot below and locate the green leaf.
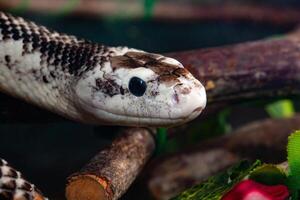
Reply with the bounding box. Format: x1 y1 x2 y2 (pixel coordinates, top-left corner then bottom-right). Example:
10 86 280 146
287 130 300 191
249 164 287 185
217 108 231 134
170 160 261 200
155 128 167 154
290 191 299 200
265 99 295 118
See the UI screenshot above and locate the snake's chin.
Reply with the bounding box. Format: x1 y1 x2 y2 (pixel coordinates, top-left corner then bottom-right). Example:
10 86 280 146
76 98 204 127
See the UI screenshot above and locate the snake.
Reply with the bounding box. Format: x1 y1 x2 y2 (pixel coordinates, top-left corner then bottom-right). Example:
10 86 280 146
0 11 206 127
0 11 207 200
0 159 47 200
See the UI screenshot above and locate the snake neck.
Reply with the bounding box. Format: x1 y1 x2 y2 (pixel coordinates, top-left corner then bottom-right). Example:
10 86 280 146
0 12 111 122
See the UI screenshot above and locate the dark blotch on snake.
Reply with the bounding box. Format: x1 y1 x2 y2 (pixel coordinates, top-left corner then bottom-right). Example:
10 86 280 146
0 190 13 199
95 78 122 97
42 76 49 83
2 180 16 190
0 12 107 77
20 181 33 191
6 168 18 178
4 55 10 63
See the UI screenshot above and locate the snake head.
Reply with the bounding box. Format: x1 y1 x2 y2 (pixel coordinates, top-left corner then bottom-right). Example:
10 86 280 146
75 48 206 127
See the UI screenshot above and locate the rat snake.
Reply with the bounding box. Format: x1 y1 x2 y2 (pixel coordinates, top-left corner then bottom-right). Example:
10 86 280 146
0 11 206 127
0 11 207 200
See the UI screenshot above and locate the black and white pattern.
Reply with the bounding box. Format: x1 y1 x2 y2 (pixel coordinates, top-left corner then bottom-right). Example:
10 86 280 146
0 159 47 200
0 11 206 127
0 12 107 76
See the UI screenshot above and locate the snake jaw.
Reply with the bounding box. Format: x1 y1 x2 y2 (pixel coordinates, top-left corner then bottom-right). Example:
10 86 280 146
74 89 205 127
74 49 206 127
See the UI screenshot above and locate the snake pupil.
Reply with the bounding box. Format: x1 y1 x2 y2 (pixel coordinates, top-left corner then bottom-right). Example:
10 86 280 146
129 77 147 97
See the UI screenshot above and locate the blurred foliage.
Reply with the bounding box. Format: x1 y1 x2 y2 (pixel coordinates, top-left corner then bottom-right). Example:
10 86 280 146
163 109 231 154
8 0 30 13
265 99 295 118
217 109 232 134
7 0 80 15
172 129 300 199
143 0 156 18
171 160 262 200
249 164 287 185
156 128 168 154
187 109 231 140
8 0 157 18
54 0 80 16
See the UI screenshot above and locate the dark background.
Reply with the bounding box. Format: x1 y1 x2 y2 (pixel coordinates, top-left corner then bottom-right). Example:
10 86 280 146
0 0 299 199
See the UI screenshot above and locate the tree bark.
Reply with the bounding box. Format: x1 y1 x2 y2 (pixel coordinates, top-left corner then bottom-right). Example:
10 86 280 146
66 127 156 200
168 30 300 105
147 114 300 200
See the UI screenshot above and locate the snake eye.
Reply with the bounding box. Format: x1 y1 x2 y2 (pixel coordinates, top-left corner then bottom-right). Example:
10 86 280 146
129 77 147 97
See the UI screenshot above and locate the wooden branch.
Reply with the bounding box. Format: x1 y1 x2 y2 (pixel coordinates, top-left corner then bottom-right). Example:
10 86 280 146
1 0 300 25
65 127 156 200
147 114 300 200
169 29 300 105
0 158 47 200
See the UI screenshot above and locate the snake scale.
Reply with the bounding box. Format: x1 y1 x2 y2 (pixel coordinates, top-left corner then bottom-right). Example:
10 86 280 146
0 11 206 127
0 159 47 200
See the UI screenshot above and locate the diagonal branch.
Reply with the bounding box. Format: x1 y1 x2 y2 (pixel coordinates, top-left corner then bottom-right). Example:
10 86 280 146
168 29 300 105
66 127 156 200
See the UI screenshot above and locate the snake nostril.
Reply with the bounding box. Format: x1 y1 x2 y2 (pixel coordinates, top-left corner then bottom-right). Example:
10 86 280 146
172 93 179 104
174 84 191 95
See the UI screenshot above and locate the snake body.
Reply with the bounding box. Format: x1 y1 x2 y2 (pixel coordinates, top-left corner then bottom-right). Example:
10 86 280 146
0 159 47 200
0 12 206 127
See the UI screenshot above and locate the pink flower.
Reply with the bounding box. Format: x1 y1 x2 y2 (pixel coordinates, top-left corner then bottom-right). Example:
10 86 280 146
221 180 289 200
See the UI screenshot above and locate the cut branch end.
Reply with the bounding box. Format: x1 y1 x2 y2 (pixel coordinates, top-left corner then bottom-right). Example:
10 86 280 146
66 127 156 200
66 175 111 200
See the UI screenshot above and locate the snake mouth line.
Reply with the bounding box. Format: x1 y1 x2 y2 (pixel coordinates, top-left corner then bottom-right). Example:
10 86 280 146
77 99 199 124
